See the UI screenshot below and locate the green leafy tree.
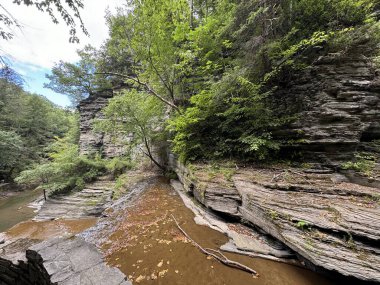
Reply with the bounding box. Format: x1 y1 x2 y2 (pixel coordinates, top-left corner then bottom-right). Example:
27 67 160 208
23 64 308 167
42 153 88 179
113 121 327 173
0 79 73 181
16 117 106 195
45 45 112 105
97 90 166 170
0 130 23 181
101 0 191 112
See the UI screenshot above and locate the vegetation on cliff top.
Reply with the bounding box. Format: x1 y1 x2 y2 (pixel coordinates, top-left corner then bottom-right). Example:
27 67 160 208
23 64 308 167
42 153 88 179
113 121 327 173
4 0 380 191
45 0 380 164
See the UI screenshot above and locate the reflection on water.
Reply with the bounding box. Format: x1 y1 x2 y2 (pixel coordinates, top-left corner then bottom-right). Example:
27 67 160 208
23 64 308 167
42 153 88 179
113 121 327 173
0 188 42 232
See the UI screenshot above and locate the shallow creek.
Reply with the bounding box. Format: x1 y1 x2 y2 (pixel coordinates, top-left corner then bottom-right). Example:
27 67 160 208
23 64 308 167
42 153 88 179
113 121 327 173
101 179 337 285
0 188 42 232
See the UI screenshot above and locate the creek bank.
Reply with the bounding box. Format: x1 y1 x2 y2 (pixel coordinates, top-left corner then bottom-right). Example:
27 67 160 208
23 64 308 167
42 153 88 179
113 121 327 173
170 159 380 283
81 175 336 285
35 176 115 221
0 175 133 285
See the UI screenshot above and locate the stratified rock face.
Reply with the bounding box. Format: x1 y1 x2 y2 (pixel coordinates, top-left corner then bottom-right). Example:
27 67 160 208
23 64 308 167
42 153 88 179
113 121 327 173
35 178 115 221
271 51 380 164
0 237 131 285
78 93 127 158
171 160 380 283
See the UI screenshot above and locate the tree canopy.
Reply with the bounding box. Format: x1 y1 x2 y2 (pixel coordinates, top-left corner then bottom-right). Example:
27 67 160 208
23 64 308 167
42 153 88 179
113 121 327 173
44 0 380 162
0 79 73 181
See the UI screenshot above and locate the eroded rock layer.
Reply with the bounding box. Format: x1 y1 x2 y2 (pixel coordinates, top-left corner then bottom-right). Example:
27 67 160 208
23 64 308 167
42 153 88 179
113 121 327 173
78 93 127 158
171 159 380 283
272 51 380 165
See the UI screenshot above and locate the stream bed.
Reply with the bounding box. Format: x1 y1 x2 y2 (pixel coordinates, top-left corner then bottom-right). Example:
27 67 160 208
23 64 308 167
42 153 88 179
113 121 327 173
97 178 337 285
0 178 349 284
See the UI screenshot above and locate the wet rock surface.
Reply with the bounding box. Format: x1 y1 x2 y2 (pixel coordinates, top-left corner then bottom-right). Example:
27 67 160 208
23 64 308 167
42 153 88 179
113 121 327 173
172 161 380 283
35 178 115 221
0 237 130 285
29 237 130 285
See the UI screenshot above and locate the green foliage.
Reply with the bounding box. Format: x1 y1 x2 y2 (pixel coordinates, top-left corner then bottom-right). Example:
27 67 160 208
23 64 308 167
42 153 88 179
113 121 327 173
104 0 191 105
167 0 380 162
0 130 23 178
296 220 311 231
41 0 380 165
96 90 165 169
341 152 376 176
0 79 73 181
16 136 107 196
168 69 285 161
45 45 113 106
269 210 279 220
105 157 135 178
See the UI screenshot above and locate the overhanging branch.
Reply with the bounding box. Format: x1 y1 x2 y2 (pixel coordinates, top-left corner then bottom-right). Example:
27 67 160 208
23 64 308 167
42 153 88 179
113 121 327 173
96 71 181 113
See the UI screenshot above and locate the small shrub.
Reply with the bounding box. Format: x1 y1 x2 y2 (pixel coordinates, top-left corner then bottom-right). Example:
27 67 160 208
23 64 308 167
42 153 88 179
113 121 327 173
269 210 279 220
341 152 376 176
296 220 311 231
105 157 134 178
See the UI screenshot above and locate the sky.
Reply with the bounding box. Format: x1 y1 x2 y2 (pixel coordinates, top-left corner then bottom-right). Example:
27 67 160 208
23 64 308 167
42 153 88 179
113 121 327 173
0 0 125 107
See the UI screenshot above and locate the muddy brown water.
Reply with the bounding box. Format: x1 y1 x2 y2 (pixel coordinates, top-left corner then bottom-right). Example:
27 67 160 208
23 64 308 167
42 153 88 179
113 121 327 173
102 179 337 285
0 188 42 232
5 218 98 240
0 188 97 239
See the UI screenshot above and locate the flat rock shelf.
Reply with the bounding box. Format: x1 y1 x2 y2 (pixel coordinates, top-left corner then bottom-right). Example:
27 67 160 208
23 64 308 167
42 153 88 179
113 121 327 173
172 161 380 283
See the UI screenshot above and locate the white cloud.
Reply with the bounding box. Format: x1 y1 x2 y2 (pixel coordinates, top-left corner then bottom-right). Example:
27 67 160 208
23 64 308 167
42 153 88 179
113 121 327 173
0 0 125 68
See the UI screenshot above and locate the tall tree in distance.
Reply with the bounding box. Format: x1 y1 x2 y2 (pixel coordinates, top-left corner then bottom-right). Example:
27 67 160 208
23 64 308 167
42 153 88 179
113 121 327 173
96 90 166 170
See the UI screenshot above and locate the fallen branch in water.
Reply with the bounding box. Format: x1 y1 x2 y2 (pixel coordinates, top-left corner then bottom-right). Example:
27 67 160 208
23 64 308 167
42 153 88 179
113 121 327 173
171 214 258 277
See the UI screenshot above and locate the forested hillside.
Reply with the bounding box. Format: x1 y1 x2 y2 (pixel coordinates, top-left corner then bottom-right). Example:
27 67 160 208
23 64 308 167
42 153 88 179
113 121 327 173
0 79 73 182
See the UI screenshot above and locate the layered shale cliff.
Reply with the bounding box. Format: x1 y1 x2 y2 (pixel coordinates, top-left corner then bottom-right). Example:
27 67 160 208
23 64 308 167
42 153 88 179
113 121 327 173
78 92 127 158
170 160 380 283
271 49 380 166
169 50 380 283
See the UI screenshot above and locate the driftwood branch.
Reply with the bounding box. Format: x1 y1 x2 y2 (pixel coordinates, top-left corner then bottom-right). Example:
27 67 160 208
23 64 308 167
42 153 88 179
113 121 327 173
171 214 258 276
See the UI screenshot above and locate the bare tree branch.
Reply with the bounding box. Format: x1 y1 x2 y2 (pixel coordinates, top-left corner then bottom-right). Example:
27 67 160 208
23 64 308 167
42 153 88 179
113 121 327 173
171 214 259 276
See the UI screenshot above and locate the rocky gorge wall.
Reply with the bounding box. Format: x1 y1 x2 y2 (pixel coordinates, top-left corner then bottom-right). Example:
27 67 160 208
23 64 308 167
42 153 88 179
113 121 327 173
78 92 128 158
271 49 380 165
169 158 380 283
166 49 380 283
